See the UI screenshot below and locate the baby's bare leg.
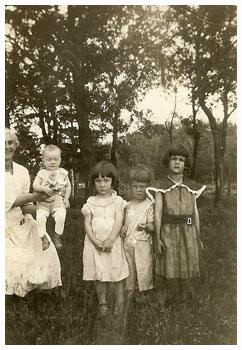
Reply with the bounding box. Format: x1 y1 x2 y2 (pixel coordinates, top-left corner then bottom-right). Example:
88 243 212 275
36 208 49 238
52 207 66 235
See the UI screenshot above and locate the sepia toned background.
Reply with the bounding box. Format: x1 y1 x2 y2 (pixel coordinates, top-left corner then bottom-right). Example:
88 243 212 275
5 5 236 345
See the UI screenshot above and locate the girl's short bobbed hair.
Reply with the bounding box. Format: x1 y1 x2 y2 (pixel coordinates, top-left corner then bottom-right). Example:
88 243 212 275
91 160 118 187
129 164 154 185
162 144 191 169
5 128 20 148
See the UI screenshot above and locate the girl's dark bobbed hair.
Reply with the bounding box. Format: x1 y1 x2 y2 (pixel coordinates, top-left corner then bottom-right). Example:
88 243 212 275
162 144 191 170
91 160 118 188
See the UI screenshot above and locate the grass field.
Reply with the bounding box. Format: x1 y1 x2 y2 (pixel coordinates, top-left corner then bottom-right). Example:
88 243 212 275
5 194 237 345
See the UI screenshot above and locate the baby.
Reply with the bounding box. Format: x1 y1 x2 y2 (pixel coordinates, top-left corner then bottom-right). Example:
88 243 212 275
33 145 71 250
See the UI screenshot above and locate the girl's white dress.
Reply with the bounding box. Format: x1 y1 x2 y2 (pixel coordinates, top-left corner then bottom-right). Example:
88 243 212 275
81 192 129 281
5 162 62 297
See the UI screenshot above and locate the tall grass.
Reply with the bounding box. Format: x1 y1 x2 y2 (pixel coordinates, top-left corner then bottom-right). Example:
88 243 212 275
5 195 236 344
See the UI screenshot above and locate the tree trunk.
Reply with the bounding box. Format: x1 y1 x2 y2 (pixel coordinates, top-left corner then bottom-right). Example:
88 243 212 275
190 94 199 179
75 89 93 188
166 88 177 145
111 111 119 166
39 109 51 144
66 6 93 197
213 139 224 204
226 166 232 198
5 110 10 128
190 131 199 179
52 107 58 145
199 98 224 205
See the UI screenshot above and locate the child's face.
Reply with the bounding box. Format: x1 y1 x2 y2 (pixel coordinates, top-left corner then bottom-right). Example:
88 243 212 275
43 150 61 171
94 175 112 195
130 181 147 202
169 155 185 175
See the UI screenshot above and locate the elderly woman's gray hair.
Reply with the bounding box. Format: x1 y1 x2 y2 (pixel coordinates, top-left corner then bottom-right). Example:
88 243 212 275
5 128 20 148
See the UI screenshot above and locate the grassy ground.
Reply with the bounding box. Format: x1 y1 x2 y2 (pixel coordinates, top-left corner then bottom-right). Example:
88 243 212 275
5 194 237 345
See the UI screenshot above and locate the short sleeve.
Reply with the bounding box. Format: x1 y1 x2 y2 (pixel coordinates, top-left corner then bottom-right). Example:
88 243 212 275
115 196 127 212
81 203 91 217
147 204 154 223
36 169 46 181
59 168 68 177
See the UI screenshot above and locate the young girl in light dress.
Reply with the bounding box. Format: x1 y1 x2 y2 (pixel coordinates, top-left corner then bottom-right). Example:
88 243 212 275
121 165 154 304
147 145 206 306
81 161 129 317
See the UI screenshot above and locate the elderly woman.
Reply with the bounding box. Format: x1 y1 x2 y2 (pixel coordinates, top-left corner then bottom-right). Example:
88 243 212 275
5 128 62 297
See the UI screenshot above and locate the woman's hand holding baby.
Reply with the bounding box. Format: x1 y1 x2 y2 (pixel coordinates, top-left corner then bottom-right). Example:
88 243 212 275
43 186 55 196
41 234 50 251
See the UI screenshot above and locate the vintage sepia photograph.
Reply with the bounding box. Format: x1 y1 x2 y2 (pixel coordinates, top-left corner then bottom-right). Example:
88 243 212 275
4 3 237 346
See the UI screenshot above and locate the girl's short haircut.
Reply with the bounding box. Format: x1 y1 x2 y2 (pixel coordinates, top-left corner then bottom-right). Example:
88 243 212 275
129 164 154 185
42 144 61 158
162 144 191 169
5 128 20 148
91 160 118 187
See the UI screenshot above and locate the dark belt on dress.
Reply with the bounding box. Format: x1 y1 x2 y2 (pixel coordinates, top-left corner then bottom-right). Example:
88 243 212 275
162 214 193 225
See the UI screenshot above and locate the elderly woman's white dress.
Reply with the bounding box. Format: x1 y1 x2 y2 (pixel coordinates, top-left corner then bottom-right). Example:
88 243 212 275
5 162 62 297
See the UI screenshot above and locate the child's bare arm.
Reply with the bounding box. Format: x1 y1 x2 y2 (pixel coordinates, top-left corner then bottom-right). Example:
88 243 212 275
64 177 71 200
63 177 71 208
154 192 166 254
145 222 154 233
154 192 162 239
194 200 203 248
194 200 200 233
33 176 45 192
103 209 123 251
84 215 103 250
